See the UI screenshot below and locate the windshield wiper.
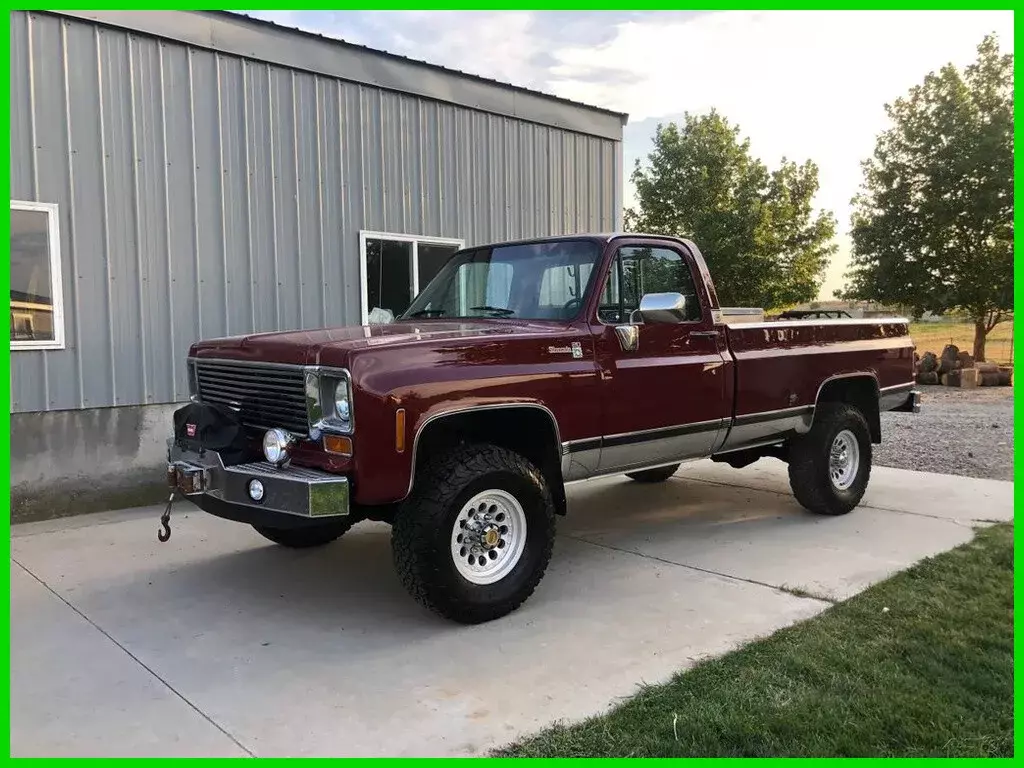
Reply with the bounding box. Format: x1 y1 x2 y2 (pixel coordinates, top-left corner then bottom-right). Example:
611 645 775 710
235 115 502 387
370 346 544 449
407 308 447 317
469 306 516 316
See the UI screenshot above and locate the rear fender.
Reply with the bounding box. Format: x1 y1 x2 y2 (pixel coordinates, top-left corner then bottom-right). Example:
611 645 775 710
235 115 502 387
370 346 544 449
812 374 881 443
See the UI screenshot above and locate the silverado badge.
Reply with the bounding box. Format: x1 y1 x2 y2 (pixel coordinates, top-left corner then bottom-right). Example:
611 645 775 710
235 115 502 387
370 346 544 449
548 341 584 359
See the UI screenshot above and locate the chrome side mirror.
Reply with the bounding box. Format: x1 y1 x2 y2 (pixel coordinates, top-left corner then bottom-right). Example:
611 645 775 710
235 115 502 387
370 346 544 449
639 292 689 324
614 324 639 352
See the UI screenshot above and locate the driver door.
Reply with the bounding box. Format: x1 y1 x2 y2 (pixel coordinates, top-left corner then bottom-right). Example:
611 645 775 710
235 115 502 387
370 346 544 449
592 241 729 472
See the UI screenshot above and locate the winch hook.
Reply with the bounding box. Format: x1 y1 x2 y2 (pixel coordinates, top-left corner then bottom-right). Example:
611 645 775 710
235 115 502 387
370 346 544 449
157 492 174 542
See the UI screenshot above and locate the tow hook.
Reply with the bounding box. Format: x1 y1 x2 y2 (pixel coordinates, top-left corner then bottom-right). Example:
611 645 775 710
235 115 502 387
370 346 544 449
158 491 175 542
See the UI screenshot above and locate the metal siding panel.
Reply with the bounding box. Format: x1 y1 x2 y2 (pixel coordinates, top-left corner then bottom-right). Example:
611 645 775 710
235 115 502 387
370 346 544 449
361 87 385 233
131 35 175 405
9 13 42 412
312 77 330 328
60 21 116 409
534 126 551 237
454 110 472 244
440 104 459 239
97 27 145 407
318 77 345 327
474 112 488 243
490 116 502 241
509 119 522 239
549 129 563 234
269 67 300 331
244 60 277 334
585 137 595 230
190 48 228 343
420 101 440 236
341 82 365 324
379 91 402 234
29 14 78 410
404 97 425 236
10 13 33 199
217 55 253 336
568 134 581 233
294 72 324 329
161 42 201 399
528 124 544 237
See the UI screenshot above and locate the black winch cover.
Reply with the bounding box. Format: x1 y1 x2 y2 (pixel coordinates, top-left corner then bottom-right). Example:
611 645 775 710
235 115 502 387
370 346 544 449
172 401 249 465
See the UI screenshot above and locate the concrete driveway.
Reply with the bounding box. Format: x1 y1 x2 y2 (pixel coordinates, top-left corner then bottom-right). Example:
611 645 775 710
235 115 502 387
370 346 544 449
10 459 1012 757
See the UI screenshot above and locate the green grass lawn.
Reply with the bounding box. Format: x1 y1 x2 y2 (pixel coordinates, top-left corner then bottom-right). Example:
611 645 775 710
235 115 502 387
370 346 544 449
497 524 1014 758
910 320 1014 364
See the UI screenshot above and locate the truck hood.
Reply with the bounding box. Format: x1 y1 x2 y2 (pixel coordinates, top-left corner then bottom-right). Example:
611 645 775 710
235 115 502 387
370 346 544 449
189 320 565 366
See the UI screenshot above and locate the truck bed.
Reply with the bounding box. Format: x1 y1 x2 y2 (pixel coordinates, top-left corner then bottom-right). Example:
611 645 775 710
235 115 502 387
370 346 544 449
717 316 916 453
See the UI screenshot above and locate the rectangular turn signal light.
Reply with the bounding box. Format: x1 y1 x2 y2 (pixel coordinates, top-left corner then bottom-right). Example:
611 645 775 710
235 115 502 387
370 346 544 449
323 434 353 456
395 409 406 453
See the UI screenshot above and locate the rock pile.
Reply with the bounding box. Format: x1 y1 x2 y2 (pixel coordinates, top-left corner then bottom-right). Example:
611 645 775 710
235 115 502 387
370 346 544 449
914 344 1012 387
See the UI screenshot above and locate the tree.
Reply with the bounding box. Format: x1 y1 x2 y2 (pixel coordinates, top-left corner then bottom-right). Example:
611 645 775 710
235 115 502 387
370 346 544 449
839 34 1013 361
625 110 837 309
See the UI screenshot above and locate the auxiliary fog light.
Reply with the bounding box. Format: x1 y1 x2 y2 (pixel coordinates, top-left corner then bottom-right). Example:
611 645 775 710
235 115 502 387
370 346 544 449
248 479 265 502
263 428 293 465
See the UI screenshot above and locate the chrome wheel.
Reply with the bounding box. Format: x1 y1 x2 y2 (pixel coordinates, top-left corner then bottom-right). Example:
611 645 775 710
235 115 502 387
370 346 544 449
450 489 527 585
829 429 860 491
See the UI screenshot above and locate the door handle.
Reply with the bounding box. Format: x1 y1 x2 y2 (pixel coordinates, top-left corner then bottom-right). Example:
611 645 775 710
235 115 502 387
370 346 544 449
689 330 719 338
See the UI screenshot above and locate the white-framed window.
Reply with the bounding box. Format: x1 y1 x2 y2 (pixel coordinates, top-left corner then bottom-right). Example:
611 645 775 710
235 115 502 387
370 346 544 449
358 231 465 324
10 200 65 351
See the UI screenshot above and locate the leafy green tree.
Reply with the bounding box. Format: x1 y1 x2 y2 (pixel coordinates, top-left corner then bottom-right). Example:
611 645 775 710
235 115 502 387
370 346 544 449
839 34 1013 361
625 110 837 309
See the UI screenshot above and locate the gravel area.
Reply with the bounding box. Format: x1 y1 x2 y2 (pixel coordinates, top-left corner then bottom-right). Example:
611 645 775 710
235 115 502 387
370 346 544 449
876 386 1014 481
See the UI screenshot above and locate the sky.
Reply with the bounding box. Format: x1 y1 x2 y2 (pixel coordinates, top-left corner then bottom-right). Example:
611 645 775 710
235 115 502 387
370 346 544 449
242 10 1013 300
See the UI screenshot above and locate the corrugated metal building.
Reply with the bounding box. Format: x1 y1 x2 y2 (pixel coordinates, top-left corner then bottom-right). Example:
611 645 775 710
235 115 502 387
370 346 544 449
9 9 626 518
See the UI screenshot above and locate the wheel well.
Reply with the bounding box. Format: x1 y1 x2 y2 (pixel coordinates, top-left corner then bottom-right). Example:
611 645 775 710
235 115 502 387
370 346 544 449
816 376 881 443
412 407 567 515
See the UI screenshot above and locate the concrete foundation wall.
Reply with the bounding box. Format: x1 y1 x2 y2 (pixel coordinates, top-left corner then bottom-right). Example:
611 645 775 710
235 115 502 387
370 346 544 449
11 404 181 522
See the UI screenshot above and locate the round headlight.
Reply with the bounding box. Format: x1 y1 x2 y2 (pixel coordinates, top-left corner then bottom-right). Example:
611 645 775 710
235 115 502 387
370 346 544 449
334 382 351 422
262 428 292 464
247 479 265 502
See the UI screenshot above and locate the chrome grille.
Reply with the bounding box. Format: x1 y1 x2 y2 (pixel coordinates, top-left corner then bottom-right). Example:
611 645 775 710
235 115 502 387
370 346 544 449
194 360 309 436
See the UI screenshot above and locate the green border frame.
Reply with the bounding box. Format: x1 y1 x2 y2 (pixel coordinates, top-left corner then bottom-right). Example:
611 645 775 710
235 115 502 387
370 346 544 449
2 3 1018 761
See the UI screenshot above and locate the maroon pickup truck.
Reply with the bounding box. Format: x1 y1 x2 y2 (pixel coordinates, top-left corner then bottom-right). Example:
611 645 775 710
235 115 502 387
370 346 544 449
167 233 920 623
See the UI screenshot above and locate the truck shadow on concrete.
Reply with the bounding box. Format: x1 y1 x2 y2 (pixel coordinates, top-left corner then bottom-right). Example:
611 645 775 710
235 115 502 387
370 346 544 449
104 475 821 637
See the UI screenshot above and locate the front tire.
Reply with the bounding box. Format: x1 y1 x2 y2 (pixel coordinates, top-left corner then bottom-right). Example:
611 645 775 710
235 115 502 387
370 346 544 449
626 464 680 483
252 519 354 548
787 403 872 515
392 443 556 624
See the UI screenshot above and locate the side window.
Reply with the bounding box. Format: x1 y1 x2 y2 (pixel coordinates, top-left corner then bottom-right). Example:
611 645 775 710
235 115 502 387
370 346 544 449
597 246 701 324
11 201 65 350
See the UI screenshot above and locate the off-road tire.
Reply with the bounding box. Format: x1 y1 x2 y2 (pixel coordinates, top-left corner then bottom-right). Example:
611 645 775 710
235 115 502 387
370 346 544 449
625 464 680 483
252 519 355 548
787 402 872 515
392 443 556 624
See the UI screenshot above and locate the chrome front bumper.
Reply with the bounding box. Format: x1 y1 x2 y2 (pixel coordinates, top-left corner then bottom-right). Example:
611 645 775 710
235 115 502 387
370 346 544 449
167 441 349 519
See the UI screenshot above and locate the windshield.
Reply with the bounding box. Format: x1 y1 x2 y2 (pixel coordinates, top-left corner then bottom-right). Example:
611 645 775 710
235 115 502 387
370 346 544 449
400 239 603 321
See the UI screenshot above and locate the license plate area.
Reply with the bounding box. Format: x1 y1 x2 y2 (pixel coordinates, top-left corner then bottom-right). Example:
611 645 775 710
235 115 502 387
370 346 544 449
167 463 208 495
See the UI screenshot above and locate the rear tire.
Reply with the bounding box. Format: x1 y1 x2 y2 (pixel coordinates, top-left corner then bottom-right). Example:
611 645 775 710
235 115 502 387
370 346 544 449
626 464 680 483
392 443 556 624
787 403 872 515
252 519 354 548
